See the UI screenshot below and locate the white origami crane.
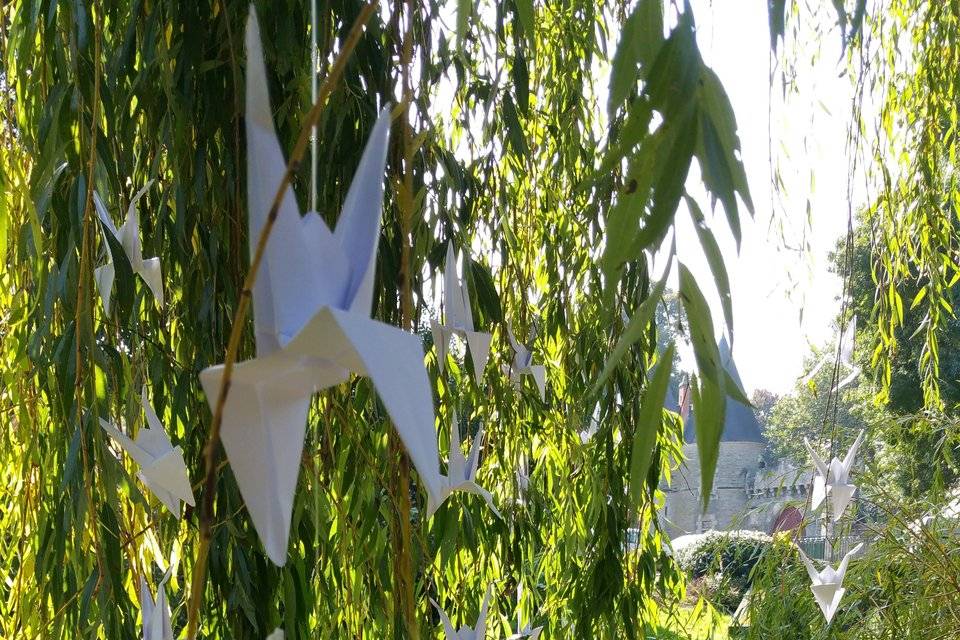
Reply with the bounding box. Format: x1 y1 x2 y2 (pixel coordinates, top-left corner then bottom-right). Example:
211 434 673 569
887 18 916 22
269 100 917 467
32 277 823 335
800 315 860 391
507 624 543 640
431 584 492 640
430 412 501 518
265 631 284 640
93 181 165 314
198 8 445 566
431 242 493 385
804 430 865 522
99 388 195 518
504 325 546 401
797 543 863 624
140 568 174 640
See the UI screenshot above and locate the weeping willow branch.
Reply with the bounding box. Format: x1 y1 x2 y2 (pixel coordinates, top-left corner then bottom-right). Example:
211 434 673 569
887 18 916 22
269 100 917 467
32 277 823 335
389 0 420 636
185 4 378 637
74 0 106 592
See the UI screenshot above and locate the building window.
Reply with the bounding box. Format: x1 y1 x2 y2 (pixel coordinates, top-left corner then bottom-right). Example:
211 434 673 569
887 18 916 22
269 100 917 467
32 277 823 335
698 515 716 533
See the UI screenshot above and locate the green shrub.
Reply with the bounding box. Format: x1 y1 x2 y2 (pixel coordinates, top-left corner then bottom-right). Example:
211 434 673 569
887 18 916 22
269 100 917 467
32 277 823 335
675 531 772 613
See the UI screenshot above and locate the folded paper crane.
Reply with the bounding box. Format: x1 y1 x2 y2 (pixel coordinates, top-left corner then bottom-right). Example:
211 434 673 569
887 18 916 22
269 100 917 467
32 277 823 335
93 181 164 314
198 8 445 566
804 430 864 522
99 388 195 518
797 543 863 624
800 316 860 391
432 242 493 385
507 624 544 640
429 412 501 518
504 325 546 401
265 631 284 640
140 568 174 640
431 584 492 640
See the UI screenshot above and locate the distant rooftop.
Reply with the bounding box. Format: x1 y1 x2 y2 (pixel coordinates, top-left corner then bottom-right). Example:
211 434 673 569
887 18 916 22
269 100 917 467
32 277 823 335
666 338 765 445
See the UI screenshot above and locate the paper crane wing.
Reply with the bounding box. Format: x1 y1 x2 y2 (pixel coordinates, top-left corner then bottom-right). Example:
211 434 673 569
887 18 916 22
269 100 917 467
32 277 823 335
830 484 857 522
118 180 155 268
836 543 863 581
140 570 173 640
804 438 830 479
138 257 165 307
474 584 492 638
288 308 445 510
140 449 195 510
93 191 121 240
464 330 492 384
444 242 474 331
99 418 151 469
199 357 322 565
336 107 392 316
840 430 865 481
139 577 155 640
430 599 459 639
796 546 822 585
94 261 115 315
528 364 547 400
839 315 857 365
447 411 467 481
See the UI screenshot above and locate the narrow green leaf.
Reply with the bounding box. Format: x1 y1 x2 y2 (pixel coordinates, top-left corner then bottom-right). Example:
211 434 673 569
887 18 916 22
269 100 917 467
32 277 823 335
515 0 536 54
593 272 670 393
644 11 700 119
768 0 787 51
503 94 528 157
457 0 471 50
686 195 733 337
724 368 752 407
629 342 675 506
608 0 664 115
678 262 722 387
691 373 726 511
636 109 697 248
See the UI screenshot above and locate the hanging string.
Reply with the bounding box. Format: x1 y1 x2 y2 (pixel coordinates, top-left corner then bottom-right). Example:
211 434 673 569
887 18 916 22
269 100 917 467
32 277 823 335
309 0 318 213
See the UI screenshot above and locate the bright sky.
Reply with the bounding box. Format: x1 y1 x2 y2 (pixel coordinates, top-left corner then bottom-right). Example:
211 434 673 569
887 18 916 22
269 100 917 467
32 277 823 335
669 1 861 394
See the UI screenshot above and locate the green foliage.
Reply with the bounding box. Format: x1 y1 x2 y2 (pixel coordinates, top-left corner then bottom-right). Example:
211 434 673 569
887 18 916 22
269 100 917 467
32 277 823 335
840 217 960 495
0 0 758 637
765 349 882 467
745 493 960 639
676 531 772 614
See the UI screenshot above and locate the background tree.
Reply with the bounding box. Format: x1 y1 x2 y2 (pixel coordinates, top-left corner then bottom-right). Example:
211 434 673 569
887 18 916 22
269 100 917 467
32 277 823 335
764 347 882 467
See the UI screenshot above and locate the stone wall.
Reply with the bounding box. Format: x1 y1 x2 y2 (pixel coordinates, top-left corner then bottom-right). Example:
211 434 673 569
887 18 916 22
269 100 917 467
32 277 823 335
662 441 767 537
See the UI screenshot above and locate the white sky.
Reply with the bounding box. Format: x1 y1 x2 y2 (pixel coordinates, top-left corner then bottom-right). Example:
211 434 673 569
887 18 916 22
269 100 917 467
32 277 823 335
668 1 861 394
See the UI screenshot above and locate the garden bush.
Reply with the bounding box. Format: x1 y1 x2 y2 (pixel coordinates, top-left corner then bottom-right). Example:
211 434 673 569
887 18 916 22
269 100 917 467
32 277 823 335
674 530 772 613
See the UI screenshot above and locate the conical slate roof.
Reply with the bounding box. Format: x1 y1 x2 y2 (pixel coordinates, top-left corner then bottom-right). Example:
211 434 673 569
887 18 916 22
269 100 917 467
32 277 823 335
668 338 764 444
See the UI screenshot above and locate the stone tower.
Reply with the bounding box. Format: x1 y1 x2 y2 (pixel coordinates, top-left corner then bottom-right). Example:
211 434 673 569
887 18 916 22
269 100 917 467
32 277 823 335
661 338 767 537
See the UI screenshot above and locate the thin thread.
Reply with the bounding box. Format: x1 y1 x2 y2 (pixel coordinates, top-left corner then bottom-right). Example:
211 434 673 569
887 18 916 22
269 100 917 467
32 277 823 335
310 0 318 212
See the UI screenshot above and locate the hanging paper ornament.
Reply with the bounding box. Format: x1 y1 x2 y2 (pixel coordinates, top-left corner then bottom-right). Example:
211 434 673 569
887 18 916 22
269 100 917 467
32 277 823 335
199 8 447 566
432 241 493 385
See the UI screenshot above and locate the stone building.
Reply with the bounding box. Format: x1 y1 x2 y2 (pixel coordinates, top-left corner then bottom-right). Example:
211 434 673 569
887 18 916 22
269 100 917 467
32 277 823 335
661 340 814 537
